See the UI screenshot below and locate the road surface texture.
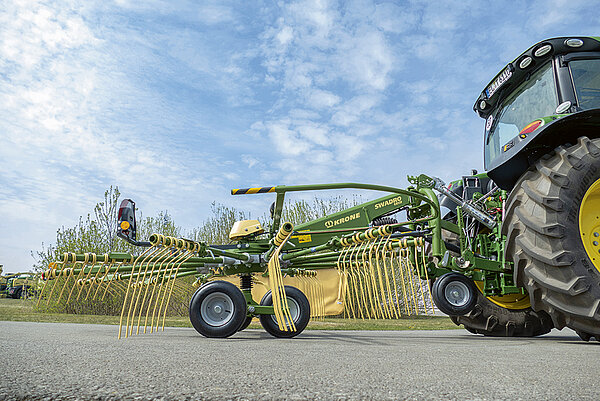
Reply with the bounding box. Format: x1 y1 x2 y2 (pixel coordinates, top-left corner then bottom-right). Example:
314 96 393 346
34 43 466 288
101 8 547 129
0 321 598 400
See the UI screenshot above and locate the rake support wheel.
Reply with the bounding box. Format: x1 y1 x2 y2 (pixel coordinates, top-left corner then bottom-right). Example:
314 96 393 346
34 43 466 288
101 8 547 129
503 137 600 341
431 273 477 316
189 281 247 338
259 286 310 338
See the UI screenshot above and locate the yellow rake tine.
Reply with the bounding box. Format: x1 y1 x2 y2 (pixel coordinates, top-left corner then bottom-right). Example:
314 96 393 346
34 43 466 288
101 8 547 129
85 254 108 300
421 244 436 314
355 244 372 319
389 240 405 317
161 255 194 331
336 248 351 319
37 262 59 307
146 257 170 333
336 246 349 318
268 231 296 332
154 259 177 332
405 249 420 315
396 250 411 315
345 244 359 318
47 254 70 305
92 262 113 300
157 249 189 332
366 239 383 319
381 238 400 317
45 268 62 306
359 243 376 319
66 254 88 305
119 250 150 339
102 261 123 301
364 240 383 319
349 244 366 319
373 238 392 319
414 247 429 315
128 248 163 337
58 260 79 305
129 247 172 336
76 253 97 301
134 248 170 335
317 276 325 319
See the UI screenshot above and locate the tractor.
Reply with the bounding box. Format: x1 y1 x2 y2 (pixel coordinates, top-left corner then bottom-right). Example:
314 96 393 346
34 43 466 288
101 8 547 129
39 37 600 341
464 36 600 341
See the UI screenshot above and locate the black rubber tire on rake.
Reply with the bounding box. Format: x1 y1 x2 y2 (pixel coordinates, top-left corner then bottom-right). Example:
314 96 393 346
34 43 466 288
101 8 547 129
189 280 247 338
238 316 253 332
503 137 600 341
431 272 478 316
259 286 310 338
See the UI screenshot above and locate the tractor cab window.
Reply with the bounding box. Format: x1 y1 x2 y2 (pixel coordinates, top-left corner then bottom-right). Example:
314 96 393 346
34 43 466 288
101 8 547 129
485 62 557 167
570 58 600 110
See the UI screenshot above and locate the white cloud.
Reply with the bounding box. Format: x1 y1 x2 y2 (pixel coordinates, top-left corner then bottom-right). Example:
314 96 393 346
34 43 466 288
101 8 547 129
306 89 340 109
242 155 260 168
266 122 311 156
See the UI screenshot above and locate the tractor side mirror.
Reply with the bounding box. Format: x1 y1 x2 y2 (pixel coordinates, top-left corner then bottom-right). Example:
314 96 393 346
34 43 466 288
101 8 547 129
117 199 138 243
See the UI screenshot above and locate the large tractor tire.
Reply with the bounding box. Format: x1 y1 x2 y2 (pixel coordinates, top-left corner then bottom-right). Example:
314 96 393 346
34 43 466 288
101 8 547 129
503 137 600 341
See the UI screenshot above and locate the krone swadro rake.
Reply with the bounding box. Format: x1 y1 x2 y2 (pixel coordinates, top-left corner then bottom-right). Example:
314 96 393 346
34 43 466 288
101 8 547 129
39 175 517 338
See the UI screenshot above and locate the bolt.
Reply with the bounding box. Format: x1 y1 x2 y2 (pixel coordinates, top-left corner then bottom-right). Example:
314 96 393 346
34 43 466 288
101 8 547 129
248 306 255 313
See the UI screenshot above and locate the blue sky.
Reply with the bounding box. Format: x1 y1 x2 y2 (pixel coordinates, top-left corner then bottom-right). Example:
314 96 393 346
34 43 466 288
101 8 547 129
1 0 598 272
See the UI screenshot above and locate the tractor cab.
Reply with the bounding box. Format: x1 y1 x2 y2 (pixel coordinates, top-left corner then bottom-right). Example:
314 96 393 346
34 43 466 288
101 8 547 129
474 37 600 189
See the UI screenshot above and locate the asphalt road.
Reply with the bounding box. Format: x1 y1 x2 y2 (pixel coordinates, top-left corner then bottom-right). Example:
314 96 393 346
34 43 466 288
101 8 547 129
0 321 598 400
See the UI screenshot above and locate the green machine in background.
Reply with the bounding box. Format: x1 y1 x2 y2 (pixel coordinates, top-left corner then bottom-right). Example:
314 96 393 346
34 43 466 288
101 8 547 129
39 37 600 341
0 267 39 299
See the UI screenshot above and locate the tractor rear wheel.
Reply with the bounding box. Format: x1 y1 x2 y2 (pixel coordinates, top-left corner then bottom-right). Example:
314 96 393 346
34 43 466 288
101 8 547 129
503 137 600 341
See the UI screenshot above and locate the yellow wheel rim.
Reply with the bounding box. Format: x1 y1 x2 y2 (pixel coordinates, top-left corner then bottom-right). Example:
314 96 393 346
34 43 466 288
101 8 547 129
579 177 600 273
474 280 531 310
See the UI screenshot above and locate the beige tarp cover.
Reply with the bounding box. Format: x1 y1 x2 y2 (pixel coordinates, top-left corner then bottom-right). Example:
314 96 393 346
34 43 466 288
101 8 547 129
223 268 345 316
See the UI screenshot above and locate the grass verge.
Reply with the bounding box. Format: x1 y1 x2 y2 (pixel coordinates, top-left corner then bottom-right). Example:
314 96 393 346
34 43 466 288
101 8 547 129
0 298 459 330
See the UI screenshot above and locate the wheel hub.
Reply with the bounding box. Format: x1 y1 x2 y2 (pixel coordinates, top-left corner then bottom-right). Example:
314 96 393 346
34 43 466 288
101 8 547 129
201 293 234 327
579 177 600 273
445 282 469 307
270 297 300 328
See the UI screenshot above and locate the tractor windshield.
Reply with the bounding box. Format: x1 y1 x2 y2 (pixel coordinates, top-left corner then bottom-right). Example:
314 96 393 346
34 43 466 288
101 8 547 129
570 58 600 110
485 62 557 167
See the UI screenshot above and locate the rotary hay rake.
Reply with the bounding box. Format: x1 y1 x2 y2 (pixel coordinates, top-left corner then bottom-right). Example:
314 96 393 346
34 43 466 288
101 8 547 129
38 178 445 338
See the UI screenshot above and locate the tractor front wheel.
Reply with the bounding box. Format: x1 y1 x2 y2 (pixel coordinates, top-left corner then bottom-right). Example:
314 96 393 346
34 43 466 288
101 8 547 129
504 137 600 341
189 281 247 338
